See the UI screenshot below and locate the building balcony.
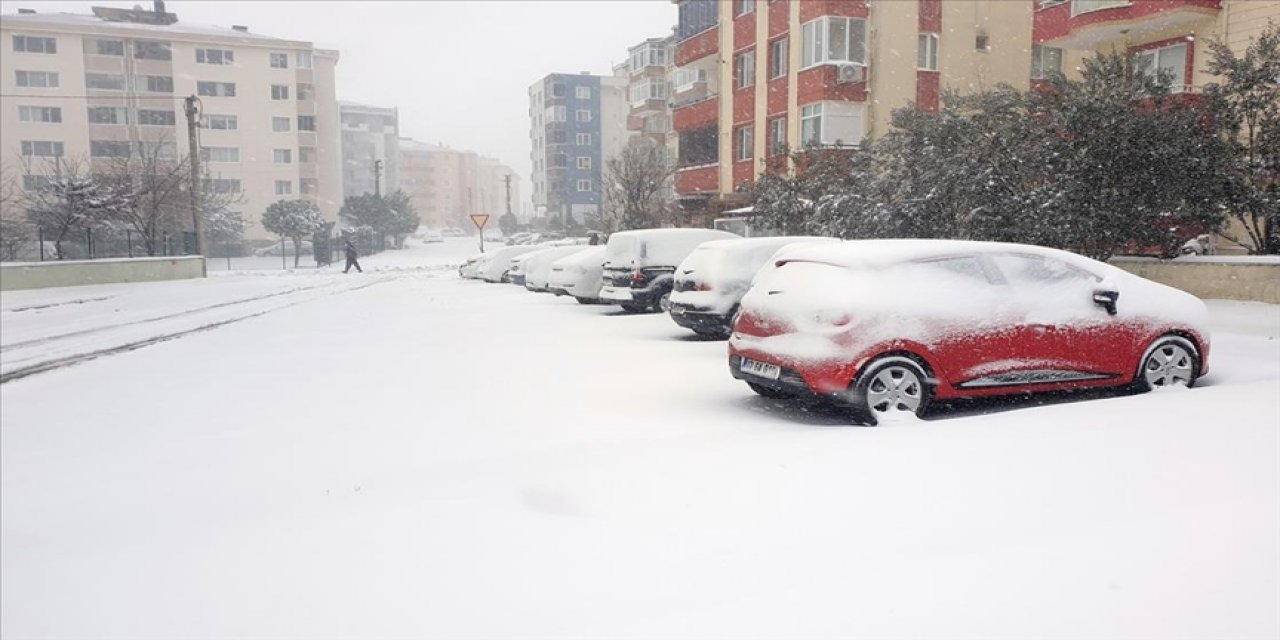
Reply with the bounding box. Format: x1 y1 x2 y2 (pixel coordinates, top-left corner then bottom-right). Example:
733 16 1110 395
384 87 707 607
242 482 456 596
673 95 719 132
675 164 719 195
676 26 718 67
1034 0 1221 49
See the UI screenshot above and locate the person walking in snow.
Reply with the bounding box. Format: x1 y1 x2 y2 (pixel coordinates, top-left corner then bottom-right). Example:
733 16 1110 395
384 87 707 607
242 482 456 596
343 240 363 273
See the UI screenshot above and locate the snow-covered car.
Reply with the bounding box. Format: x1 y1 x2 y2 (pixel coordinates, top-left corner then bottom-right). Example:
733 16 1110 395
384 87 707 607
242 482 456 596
521 245 591 292
421 229 444 243
548 246 607 303
505 249 546 286
458 252 491 279
599 228 740 313
729 239 1211 425
253 240 313 257
480 245 544 283
668 236 837 337
442 227 466 237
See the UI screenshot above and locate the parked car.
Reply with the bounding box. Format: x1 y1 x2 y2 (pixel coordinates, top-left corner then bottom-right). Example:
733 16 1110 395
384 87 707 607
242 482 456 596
480 245 544 283
505 249 548 286
728 239 1210 425
668 236 837 337
442 227 466 237
599 228 740 313
458 252 491 279
522 245 591 292
421 229 444 243
548 246 607 304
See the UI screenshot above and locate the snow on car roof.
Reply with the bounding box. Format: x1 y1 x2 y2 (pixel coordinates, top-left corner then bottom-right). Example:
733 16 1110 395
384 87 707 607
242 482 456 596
771 239 1106 272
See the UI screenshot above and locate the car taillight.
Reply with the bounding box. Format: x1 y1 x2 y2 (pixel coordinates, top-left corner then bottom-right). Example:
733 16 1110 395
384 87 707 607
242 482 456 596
631 269 646 285
734 310 790 337
816 310 853 327
697 282 711 292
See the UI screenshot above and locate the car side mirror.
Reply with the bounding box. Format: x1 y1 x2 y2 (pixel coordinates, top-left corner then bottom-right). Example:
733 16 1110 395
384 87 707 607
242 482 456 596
1092 289 1119 315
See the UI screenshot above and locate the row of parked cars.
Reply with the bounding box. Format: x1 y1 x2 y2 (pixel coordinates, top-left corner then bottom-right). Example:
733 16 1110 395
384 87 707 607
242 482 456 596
459 229 1210 425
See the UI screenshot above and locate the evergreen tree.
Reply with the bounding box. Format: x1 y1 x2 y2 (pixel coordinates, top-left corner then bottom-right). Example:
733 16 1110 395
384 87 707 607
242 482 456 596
262 199 324 267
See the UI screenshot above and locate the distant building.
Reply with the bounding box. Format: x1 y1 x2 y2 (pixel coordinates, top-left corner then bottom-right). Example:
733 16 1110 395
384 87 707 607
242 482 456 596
398 138 516 230
0 1 342 239
527 71 628 229
624 34 678 205
339 101 399 200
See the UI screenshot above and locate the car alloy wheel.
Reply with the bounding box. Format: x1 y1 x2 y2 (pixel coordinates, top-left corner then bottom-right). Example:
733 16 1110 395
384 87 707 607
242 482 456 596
1137 335 1199 391
656 290 672 313
851 356 932 426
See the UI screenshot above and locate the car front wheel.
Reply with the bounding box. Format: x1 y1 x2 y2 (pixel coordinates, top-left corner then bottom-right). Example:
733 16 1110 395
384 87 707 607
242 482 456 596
850 356 932 426
1135 335 1200 391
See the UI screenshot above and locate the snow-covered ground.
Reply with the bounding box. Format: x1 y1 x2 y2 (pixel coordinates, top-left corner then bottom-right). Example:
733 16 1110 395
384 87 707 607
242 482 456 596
2 238 1278 639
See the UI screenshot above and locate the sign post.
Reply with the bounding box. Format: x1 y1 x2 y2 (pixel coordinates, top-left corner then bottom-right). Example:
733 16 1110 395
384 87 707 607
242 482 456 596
469 213 491 253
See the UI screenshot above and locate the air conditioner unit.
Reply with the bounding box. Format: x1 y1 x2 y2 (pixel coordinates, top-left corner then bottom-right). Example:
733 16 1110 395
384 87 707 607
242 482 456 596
836 63 865 85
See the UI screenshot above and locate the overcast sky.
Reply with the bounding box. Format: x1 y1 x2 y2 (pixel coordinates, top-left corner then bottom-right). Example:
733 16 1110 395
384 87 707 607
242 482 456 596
3 0 676 199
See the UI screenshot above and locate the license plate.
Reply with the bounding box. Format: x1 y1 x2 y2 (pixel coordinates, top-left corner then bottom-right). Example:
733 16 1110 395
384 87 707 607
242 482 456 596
740 358 781 380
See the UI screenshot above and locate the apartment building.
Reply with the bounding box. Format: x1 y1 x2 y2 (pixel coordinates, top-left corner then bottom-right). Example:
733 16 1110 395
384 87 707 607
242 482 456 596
339 101 399 200
398 138 517 229
0 2 341 240
672 0 1035 213
528 72 629 227
625 35 679 205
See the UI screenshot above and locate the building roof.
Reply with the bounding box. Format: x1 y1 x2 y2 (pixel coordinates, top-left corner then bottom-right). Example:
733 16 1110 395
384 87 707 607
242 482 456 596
0 9 310 48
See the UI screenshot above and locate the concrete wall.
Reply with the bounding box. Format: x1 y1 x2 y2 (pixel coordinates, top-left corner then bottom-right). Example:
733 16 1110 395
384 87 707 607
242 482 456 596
1111 258 1280 304
0 256 206 291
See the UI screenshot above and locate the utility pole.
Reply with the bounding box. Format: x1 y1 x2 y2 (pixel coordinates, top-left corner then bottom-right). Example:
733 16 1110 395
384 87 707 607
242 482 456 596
183 95 206 255
373 159 384 196
504 174 513 217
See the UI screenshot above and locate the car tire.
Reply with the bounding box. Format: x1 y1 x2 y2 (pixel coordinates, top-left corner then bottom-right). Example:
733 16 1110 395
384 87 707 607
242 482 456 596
575 297 594 305
748 382 795 399
849 356 932 426
655 289 673 313
620 303 648 313
1133 335 1200 392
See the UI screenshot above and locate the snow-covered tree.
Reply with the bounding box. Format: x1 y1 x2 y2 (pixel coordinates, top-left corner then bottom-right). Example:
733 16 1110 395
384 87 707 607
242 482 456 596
384 190 420 248
205 208 245 248
0 164 29 261
602 140 674 232
1203 20 1280 254
262 199 324 267
23 160 128 259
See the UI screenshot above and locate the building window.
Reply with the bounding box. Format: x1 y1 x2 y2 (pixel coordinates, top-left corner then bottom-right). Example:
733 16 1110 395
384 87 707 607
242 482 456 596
630 79 668 107
577 156 592 169
90 140 132 158
801 16 868 69
86 38 123 56
140 75 173 93
643 114 670 134
19 106 61 123
270 52 289 68
1031 44 1063 79
201 147 240 163
274 149 293 164
275 180 293 195
768 38 788 79
678 126 718 167
20 140 64 157
299 146 316 163
674 67 709 91
628 42 668 72
85 73 126 91
87 106 129 125
196 48 234 65
768 117 787 156
677 0 719 40
300 179 317 195
576 132 592 145
296 83 314 100
134 40 171 60
736 0 754 16
136 141 176 160
975 32 990 52
576 86 591 99
296 52 313 69
735 50 755 89
546 105 567 122
297 115 316 131
575 110 592 122
15 70 58 88
204 178 241 194
13 35 56 54
735 125 753 161
800 101 864 147
272 116 291 132
137 109 176 126
271 84 290 100
918 33 939 71
23 175 53 190
197 81 236 97
576 179 592 192
1133 41 1190 92
206 114 238 130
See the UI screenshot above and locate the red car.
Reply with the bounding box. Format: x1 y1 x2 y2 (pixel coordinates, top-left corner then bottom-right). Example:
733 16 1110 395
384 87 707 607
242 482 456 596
728 240 1210 425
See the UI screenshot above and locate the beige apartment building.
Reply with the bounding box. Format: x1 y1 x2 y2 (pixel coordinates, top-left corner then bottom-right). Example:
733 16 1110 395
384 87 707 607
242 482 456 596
399 138 518 230
0 2 342 240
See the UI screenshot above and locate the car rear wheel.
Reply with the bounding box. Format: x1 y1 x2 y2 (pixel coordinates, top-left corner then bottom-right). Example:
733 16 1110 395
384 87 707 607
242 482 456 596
1135 335 1199 391
748 382 795 399
655 290 672 313
620 303 648 313
850 357 932 426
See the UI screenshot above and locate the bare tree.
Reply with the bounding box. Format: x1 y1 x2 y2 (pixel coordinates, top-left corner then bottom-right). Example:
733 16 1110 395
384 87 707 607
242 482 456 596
0 162 30 261
99 136 190 256
601 140 675 233
21 157 127 259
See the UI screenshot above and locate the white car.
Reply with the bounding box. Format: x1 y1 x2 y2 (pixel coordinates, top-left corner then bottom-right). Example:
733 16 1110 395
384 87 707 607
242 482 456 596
548 246 607 303
523 245 591 292
668 236 837 337
459 252 491 279
480 245 545 283
421 229 444 243
599 228 740 312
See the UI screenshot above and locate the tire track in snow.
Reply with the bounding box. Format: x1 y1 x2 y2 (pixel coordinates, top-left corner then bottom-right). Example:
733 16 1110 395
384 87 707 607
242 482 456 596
0 276 398 384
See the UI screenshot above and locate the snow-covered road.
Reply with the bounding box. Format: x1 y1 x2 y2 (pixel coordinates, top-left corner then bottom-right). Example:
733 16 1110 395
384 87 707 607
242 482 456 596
2 238 1278 639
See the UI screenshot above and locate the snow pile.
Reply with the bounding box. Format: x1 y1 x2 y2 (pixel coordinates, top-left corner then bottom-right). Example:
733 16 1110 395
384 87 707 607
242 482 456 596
671 236 837 313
